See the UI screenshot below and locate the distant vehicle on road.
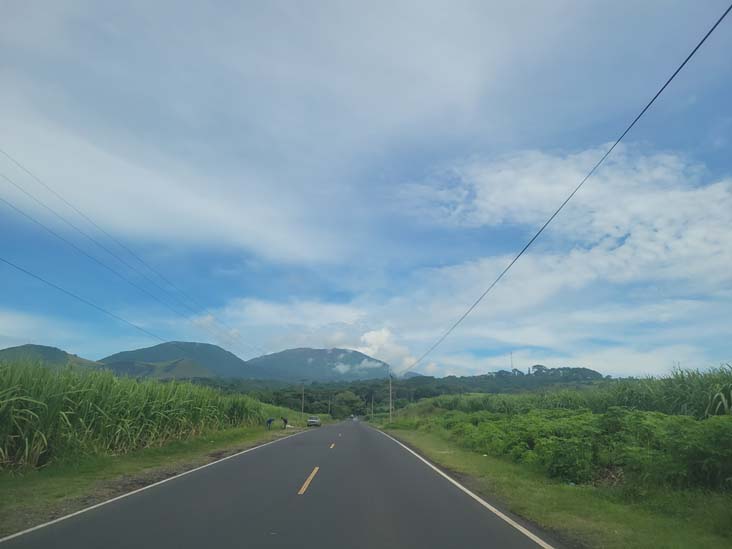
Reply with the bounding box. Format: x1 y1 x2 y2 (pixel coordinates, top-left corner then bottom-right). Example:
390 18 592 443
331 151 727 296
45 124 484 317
306 416 321 427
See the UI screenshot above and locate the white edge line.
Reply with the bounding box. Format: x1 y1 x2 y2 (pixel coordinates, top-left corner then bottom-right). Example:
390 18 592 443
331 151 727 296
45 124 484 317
0 429 308 544
375 428 556 549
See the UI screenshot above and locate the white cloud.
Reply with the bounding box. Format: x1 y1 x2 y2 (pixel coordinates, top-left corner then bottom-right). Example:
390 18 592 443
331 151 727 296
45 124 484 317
220 298 365 329
333 363 351 374
0 308 107 358
331 360 386 375
0 309 79 352
399 146 732 292
356 328 415 372
358 359 385 370
383 149 732 374
332 359 386 375
0 92 347 263
425 344 708 378
189 313 251 352
95 145 731 377
2 1 729 265
2 3 730 377
343 148 732 375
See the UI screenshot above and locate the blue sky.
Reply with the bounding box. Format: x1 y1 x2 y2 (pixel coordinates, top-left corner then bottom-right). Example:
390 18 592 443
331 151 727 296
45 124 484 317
1 1 731 376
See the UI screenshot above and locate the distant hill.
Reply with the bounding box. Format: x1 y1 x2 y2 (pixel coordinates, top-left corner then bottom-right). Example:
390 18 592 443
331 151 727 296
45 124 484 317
0 344 99 369
1 341 394 383
246 348 390 381
100 342 249 379
100 342 391 382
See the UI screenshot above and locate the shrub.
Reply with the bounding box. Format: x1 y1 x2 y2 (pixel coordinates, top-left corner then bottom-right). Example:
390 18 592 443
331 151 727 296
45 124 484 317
397 395 732 491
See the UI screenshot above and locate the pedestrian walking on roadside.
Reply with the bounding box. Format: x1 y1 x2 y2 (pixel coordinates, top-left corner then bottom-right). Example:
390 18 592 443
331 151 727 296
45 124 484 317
281 417 288 429
266 417 274 430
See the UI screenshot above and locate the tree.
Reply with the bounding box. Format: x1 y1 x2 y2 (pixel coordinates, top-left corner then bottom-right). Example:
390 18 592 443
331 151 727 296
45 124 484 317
531 364 548 376
332 391 365 418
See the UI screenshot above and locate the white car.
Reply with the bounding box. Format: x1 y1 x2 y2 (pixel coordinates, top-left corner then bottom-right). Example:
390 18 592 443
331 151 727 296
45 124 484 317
307 416 321 427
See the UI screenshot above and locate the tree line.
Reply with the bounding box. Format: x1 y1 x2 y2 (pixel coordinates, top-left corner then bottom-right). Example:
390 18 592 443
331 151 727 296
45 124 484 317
192 365 606 418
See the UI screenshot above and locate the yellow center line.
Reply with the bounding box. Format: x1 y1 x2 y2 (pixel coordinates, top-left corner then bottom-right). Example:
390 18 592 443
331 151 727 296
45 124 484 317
297 466 320 495
329 443 335 449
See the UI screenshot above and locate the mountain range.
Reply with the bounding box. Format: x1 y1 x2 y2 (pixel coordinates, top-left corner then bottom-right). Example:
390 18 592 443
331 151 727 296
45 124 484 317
0 342 393 382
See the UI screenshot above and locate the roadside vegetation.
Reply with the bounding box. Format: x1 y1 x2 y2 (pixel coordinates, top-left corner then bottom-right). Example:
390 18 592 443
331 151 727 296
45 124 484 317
0 361 294 470
380 365 732 548
391 429 731 549
193 363 607 417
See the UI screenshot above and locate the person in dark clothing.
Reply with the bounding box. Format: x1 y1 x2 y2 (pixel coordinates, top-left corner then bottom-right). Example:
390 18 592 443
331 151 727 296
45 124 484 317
266 417 274 430
281 417 288 429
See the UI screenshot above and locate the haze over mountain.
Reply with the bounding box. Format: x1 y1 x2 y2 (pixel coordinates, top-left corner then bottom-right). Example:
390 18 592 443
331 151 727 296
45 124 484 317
246 348 391 382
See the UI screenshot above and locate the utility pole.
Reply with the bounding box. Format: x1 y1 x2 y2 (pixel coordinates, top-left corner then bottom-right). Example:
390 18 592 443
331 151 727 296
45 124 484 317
301 383 305 423
327 394 331 416
388 370 393 423
371 392 374 418
510 351 514 371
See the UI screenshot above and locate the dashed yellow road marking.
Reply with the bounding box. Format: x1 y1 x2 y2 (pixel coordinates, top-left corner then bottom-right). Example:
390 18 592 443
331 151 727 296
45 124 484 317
297 466 320 495
329 443 335 449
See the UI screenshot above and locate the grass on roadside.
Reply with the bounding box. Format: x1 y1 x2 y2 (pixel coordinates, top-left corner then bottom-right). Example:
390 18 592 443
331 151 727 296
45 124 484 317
388 427 732 549
0 424 298 538
0 362 301 470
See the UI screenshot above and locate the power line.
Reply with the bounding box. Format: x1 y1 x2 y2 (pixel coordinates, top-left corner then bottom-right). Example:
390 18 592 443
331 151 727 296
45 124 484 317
0 171 186 313
0 178 252 352
0 184 185 316
0 161 264 355
0 147 228 319
0 254 173 346
402 2 732 374
0 148 169 282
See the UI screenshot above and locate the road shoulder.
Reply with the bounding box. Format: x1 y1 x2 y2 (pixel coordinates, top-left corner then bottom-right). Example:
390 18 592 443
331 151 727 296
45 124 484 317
0 425 301 539
383 427 732 549
379 427 567 549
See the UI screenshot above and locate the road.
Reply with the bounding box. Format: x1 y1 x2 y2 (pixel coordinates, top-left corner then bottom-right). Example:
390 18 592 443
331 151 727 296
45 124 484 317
2 421 555 548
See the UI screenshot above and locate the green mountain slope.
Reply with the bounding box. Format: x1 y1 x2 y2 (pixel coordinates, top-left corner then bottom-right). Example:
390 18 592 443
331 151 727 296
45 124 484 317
245 347 390 381
101 358 214 380
0 344 98 369
100 342 250 379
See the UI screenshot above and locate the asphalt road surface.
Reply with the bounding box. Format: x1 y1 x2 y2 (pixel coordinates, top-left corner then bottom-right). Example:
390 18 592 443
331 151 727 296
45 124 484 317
2 421 556 548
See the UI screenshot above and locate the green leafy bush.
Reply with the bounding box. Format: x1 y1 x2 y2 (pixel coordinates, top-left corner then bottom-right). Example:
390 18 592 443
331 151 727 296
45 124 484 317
393 389 732 490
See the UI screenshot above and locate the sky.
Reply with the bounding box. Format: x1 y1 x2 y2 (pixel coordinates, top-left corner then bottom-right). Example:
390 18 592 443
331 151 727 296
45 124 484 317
1 1 731 377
